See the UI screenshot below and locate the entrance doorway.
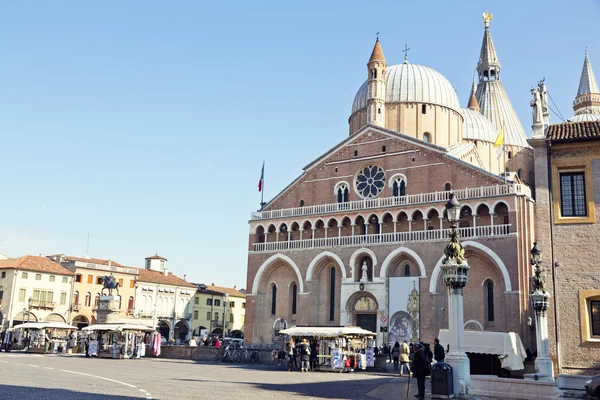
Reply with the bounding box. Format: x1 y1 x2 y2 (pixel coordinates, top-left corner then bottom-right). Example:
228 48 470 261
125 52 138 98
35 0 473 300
356 314 377 333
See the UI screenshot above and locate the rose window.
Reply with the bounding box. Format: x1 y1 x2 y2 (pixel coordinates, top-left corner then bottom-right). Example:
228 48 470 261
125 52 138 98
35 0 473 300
355 165 385 198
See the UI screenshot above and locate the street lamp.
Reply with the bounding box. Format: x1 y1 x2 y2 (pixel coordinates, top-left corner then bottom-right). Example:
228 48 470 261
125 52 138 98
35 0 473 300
223 293 230 339
527 242 554 381
24 297 33 323
440 192 471 395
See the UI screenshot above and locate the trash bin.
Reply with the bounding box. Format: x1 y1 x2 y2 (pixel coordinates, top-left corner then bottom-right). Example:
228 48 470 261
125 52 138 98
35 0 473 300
431 362 454 397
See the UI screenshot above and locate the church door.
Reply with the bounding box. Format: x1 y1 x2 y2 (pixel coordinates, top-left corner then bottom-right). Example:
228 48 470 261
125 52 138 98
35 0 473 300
356 314 377 333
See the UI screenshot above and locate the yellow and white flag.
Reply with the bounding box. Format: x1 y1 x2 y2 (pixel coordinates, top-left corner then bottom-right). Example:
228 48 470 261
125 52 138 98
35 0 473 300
493 124 504 159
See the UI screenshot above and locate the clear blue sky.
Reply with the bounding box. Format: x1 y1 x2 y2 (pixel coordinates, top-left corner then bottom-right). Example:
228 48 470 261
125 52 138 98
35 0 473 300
1 1 598 288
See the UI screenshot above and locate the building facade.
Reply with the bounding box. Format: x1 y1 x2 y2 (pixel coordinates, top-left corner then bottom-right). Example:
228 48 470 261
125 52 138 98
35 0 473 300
245 16 537 349
191 284 246 338
135 254 196 342
531 50 600 374
49 254 139 329
0 256 74 328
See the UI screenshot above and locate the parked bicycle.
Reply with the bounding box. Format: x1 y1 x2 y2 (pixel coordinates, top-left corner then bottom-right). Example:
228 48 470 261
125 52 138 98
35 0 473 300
232 347 261 364
218 345 236 362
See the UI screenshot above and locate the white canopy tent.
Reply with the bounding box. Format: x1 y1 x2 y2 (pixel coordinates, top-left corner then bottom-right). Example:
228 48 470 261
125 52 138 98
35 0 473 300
438 329 527 371
82 323 154 332
279 326 376 338
14 322 77 330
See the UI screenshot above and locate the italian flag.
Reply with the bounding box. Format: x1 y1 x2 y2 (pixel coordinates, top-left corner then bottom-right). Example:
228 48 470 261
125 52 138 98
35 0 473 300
258 161 265 192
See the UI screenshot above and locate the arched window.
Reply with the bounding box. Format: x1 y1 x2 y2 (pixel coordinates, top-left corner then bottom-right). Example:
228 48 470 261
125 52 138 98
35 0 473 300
422 104 427 114
382 145 386 152
378 108 381 114
337 186 349 204
393 180 406 197
372 69 377 79
404 264 410 276
271 284 277 315
508 151 512 160
117 295 122 310
300 200 304 207
330 267 336 321
486 281 495 322
354 150 358 157
128 296 134 311
423 132 431 143
73 291 79 306
445 183 452 191
517 169 523 179
291 283 297 315
85 292 91 307
94 293 100 307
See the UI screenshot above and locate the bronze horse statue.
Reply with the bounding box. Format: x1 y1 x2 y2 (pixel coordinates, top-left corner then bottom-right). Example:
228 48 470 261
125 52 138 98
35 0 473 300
101 273 120 296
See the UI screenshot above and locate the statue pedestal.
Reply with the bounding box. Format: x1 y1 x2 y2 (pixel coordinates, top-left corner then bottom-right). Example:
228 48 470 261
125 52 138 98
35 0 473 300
96 296 121 324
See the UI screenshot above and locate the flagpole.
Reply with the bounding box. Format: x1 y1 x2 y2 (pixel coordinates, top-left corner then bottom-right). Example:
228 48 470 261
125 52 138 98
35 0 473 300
503 122 506 184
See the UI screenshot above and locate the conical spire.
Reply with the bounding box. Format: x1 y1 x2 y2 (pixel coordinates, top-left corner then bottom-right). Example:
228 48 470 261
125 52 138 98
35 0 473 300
467 73 480 111
476 12 501 80
577 49 599 96
369 38 386 63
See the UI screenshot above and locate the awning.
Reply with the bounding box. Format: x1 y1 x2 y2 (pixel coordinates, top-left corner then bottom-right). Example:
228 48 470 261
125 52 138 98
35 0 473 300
82 323 154 332
14 322 78 330
438 329 527 371
279 326 376 338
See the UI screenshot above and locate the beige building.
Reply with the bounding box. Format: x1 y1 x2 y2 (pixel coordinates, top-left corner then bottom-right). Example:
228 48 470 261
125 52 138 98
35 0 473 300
0 256 74 328
48 254 139 329
135 254 196 343
530 51 600 375
191 284 246 339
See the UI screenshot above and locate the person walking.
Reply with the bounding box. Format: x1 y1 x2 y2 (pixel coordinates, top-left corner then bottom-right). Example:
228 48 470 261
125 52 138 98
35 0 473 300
286 339 296 371
67 332 76 355
411 343 430 399
433 338 445 363
400 340 410 376
300 339 311 372
391 342 400 371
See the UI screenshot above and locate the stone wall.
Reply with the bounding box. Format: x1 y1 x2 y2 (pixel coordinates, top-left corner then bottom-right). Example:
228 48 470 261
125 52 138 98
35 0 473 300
157 345 273 365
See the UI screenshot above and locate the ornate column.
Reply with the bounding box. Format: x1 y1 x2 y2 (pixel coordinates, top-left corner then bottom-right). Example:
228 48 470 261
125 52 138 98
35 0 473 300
441 193 471 396
526 242 554 382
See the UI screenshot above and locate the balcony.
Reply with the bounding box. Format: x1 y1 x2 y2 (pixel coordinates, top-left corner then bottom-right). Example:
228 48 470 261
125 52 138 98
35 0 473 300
127 308 135 315
71 303 81 311
252 224 513 253
31 301 56 309
250 183 530 221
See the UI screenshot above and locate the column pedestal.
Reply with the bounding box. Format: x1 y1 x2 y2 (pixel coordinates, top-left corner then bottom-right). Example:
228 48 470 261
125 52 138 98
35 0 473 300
445 288 470 395
525 310 554 382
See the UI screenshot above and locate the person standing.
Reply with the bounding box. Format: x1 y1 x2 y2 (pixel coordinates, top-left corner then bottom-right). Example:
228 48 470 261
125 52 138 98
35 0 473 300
300 339 311 372
400 340 410 376
309 340 318 371
286 339 296 371
391 342 400 371
434 338 445 363
411 343 430 399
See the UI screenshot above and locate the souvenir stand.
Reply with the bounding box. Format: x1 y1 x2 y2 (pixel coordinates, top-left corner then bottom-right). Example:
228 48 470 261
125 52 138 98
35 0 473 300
82 323 154 359
14 322 78 353
278 326 376 372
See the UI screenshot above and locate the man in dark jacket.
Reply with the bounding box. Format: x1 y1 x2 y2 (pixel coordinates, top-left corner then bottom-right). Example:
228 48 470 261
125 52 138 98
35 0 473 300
434 338 445 363
411 343 430 399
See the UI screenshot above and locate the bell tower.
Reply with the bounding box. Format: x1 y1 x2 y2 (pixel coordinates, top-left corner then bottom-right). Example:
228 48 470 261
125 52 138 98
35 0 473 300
367 37 387 127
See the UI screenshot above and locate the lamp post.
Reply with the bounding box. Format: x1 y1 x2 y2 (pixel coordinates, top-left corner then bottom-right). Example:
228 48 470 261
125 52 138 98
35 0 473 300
23 297 33 323
223 293 229 339
441 193 471 395
527 242 554 381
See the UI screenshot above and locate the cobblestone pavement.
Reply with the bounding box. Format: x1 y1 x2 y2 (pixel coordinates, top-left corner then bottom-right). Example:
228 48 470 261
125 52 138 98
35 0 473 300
0 352 425 399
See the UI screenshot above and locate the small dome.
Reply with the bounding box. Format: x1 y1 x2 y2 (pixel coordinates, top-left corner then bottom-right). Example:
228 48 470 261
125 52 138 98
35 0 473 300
461 108 498 143
351 63 461 115
568 113 600 122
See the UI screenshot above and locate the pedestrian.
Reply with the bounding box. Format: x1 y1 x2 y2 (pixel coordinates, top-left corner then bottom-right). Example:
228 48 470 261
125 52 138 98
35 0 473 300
188 337 198 346
434 338 445 363
44 330 51 355
400 340 410 377
424 343 433 364
392 341 400 371
388 343 393 363
214 337 221 348
300 339 311 372
67 332 76 355
286 339 296 371
382 343 388 361
411 343 430 399
309 340 318 371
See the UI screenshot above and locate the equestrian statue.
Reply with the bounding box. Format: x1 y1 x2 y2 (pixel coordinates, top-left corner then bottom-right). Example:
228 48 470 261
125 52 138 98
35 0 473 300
101 273 120 296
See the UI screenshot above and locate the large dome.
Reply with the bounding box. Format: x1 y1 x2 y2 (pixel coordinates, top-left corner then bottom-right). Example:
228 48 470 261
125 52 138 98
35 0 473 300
351 63 461 115
461 108 498 143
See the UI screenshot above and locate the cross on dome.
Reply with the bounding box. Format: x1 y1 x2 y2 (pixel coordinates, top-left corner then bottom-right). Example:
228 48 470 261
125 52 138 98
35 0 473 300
402 42 411 64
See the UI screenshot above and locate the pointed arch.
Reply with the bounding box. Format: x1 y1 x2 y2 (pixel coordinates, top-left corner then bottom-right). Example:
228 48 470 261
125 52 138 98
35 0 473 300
306 251 347 281
253 224 266 234
428 241 512 293
380 247 426 278
349 248 378 281
252 254 304 295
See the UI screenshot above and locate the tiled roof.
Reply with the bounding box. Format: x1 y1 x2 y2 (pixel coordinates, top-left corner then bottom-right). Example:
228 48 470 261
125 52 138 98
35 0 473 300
0 256 74 275
205 285 246 298
136 268 195 288
546 121 600 142
369 38 385 63
145 253 167 261
49 254 124 267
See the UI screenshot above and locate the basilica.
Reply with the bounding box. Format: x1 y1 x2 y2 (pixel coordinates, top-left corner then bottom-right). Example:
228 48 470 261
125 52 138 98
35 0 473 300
244 13 597 363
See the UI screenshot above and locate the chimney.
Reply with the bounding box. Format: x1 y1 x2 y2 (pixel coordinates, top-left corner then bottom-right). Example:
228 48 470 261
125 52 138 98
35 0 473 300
234 285 236 289
108 260 112 267
183 274 187 281
164 269 168 277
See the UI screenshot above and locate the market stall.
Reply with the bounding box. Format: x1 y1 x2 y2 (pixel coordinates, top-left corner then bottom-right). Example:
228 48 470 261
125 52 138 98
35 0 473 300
14 322 78 353
278 326 376 372
82 323 157 359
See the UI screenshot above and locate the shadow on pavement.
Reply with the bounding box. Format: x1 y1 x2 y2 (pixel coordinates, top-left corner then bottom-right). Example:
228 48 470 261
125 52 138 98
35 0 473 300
174 377 394 399
0 385 144 400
